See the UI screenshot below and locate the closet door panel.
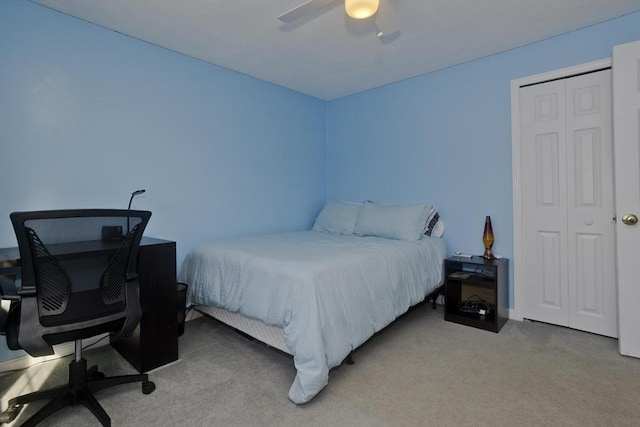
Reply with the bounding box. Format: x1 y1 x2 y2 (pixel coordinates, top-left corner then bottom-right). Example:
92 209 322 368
520 80 569 326
566 70 616 337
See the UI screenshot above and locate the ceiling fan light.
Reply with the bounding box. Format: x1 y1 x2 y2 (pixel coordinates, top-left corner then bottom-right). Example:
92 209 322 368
345 0 379 19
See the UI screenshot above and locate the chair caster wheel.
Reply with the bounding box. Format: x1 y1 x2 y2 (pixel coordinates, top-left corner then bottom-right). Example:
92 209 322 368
0 403 23 424
142 380 156 395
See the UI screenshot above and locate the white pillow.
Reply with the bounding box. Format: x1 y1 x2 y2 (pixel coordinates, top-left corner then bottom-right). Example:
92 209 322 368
423 207 445 237
312 201 362 235
354 202 429 241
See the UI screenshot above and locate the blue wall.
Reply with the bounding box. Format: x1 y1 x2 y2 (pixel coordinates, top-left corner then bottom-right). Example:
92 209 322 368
0 0 638 364
326 12 640 306
0 1 327 255
0 1 326 362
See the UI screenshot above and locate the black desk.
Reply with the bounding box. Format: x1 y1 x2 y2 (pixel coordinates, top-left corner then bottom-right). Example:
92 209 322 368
0 237 178 373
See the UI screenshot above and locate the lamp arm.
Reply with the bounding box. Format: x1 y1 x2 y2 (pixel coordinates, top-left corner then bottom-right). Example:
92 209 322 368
126 189 146 235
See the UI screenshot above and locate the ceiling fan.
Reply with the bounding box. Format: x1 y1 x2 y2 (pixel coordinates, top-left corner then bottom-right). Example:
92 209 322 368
278 0 399 39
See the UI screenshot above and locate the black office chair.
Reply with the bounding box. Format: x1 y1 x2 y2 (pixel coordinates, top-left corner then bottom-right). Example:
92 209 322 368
0 209 155 426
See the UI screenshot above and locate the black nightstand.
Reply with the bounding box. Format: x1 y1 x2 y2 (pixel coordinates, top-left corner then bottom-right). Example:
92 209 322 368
444 256 508 333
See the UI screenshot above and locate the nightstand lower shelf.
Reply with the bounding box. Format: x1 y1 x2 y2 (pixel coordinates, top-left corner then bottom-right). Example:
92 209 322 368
444 310 498 332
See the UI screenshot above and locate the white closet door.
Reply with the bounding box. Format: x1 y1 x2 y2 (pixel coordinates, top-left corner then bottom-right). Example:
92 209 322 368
565 70 616 337
520 79 569 327
613 41 640 358
520 70 617 337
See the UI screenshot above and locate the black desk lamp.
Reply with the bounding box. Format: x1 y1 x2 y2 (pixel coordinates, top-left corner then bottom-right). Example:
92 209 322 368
127 189 146 235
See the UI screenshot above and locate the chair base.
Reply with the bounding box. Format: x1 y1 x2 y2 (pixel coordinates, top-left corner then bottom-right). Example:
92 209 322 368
0 358 155 426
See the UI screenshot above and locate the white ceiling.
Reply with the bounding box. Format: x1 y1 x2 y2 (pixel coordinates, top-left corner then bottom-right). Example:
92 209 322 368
31 0 640 101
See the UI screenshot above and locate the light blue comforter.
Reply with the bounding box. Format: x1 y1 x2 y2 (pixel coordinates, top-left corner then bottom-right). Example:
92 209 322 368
178 231 446 404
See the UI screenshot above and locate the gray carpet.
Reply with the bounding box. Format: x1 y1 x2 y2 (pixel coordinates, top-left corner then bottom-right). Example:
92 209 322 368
1 306 639 426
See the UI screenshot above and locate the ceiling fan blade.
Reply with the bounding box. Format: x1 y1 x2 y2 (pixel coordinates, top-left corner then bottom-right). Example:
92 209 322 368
374 0 399 37
278 0 336 23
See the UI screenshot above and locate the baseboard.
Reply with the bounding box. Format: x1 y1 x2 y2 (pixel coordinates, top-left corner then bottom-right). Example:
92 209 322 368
0 334 109 375
508 308 522 321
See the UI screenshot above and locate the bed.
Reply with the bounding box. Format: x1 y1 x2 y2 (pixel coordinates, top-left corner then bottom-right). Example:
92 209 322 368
178 201 446 404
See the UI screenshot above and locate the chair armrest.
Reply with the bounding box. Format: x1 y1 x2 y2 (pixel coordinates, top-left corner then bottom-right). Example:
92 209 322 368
0 274 20 301
0 274 18 336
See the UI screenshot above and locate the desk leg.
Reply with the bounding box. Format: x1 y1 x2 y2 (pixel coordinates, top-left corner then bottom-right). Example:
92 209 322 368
112 242 178 372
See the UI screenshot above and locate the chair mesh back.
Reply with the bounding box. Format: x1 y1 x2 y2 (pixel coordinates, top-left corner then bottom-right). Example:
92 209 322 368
100 224 139 305
11 209 151 322
26 227 71 317
8 209 151 355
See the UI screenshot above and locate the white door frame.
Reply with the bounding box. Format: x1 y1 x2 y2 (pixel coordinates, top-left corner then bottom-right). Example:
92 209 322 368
510 58 611 321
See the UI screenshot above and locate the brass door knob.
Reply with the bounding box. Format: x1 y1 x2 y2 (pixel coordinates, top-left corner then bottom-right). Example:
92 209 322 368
622 214 638 225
